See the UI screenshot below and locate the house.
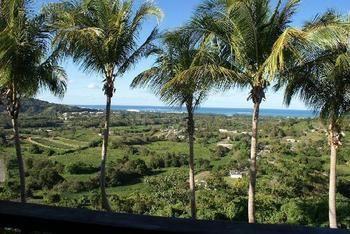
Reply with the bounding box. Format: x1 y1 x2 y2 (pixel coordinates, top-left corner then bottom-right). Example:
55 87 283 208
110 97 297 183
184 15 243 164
286 138 298 143
217 143 233 150
219 129 238 134
229 170 243 179
217 137 233 149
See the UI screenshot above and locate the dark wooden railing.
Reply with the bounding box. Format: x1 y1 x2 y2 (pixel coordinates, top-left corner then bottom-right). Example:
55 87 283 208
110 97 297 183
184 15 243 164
0 200 349 234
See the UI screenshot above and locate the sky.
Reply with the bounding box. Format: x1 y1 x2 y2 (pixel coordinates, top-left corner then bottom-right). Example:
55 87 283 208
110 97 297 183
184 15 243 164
35 0 350 110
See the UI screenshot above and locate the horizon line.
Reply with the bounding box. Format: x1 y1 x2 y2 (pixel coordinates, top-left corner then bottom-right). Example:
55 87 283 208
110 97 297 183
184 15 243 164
36 98 310 112
73 104 311 112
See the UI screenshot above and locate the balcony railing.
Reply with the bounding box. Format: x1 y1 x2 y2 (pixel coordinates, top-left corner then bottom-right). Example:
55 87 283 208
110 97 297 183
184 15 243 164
0 200 348 233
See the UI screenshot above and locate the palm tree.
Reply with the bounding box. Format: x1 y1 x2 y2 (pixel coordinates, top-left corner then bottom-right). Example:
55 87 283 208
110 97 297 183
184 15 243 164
46 0 163 211
0 0 67 203
192 0 301 223
132 29 235 219
268 12 350 228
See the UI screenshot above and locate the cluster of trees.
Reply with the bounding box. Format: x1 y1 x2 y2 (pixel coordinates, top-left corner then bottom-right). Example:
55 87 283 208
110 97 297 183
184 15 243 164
106 158 150 186
148 152 189 169
0 0 349 229
132 0 350 229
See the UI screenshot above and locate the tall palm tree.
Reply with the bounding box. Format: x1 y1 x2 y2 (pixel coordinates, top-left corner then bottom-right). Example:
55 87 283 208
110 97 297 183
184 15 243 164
132 29 235 219
192 0 301 223
268 12 350 228
0 0 67 203
46 0 163 211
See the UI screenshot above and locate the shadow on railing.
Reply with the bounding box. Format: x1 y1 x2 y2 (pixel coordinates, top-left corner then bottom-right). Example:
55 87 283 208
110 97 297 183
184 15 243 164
0 200 348 234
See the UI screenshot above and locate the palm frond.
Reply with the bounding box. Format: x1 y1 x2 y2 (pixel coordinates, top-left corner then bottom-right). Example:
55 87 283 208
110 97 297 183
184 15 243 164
0 0 67 101
46 0 161 93
275 14 350 124
265 28 307 76
117 27 159 76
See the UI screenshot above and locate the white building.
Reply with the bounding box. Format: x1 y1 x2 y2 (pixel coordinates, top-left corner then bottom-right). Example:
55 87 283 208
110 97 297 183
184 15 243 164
229 170 243 179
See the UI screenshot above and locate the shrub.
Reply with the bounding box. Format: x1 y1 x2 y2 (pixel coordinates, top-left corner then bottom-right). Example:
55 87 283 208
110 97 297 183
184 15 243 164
214 146 230 158
139 147 150 156
39 168 64 189
110 195 133 213
58 176 99 193
107 159 150 186
126 159 149 175
130 194 155 215
278 200 308 225
110 138 124 149
125 146 139 155
88 138 102 147
123 136 146 145
66 162 98 174
44 192 61 203
338 179 350 198
148 155 165 169
69 181 87 193
6 158 18 171
0 128 7 146
270 127 286 138
26 159 64 190
196 158 212 171
107 170 134 186
29 144 44 154
144 171 188 205
164 153 187 168
47 149 56 156
4 179 20 196
206 173 227 190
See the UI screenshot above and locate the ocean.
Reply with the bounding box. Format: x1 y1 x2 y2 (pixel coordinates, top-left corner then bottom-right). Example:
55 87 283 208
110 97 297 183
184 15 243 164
79 105 315 118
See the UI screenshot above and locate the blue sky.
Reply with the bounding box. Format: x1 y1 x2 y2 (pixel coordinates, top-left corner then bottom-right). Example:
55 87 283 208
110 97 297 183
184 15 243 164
36 0 350 110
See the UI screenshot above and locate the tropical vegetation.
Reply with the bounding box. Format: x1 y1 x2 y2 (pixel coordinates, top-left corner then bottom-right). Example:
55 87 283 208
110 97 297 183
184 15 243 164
45 0 162 211
269 11 350 228
191 0 302 223
0 0 349 230
0 0 67 203
132 29 233 218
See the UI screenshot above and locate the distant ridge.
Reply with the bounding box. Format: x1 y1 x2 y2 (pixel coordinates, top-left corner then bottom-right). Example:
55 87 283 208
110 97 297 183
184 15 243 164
0 98 93 115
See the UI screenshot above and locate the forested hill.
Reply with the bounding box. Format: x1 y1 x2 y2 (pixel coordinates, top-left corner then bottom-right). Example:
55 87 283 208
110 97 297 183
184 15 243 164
0 98 91 115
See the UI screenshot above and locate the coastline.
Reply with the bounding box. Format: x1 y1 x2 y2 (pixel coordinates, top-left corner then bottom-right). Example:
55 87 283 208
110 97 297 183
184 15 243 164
77 105 315 118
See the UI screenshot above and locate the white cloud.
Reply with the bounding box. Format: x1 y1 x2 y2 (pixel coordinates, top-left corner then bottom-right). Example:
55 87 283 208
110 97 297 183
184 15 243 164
87 83 100 90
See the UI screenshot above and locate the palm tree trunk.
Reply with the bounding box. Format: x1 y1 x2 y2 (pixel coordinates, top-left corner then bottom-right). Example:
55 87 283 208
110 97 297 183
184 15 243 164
248 101 260 223
100 94 112 211
329 125 338 228
11 116 26 203
187 109 196 219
